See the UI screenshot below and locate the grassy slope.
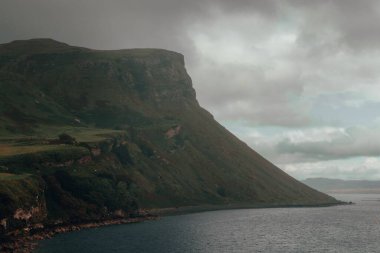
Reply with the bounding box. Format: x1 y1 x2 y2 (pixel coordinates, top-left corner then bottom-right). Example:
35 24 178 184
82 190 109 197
0 39 339 225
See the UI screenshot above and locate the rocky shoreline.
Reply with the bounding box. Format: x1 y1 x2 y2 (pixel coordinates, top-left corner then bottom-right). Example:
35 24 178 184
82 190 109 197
0 215 158 253
0 202 349 253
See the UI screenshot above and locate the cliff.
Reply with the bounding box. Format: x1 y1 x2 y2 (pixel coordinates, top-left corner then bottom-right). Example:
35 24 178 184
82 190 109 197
0 39 339 241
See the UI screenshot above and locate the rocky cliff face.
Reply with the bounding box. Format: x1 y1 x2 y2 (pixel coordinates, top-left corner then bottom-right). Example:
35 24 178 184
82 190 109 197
0 39 197 131
0 134 140 239
0 39 339 238
0 176 46 236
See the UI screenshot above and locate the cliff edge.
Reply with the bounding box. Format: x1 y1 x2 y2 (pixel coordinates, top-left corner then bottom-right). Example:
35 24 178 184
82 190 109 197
0 39 339 241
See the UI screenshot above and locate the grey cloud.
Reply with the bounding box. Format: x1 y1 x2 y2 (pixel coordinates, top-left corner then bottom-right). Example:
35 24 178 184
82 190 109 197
3 0 380 179
192 61 309 126
0 0 201 57
0 0 279 51
283 159 380 180
2 0 380 128
330 0 380 51
276 127 380 162
235 125 380 167
2 0 380 54
292 0 380 52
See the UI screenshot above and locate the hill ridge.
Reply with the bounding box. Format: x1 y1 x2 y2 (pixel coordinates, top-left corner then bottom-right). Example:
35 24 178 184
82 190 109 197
0 38 340 239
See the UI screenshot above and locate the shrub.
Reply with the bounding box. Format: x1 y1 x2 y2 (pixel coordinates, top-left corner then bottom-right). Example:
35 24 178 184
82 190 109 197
58 133 76 144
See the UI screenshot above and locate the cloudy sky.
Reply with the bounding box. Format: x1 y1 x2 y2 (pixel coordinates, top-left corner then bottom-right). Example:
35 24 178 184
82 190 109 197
2 0 380 180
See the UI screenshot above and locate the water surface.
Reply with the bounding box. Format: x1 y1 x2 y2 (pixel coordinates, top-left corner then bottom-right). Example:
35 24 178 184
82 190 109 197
35 194 380 253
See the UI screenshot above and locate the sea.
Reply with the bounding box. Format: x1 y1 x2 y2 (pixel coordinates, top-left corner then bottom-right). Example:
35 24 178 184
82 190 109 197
34 194 380 253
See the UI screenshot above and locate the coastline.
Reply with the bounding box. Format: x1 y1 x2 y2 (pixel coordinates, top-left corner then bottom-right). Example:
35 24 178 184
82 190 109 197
0 215 158 253
0 201 347 253
148 201 348 217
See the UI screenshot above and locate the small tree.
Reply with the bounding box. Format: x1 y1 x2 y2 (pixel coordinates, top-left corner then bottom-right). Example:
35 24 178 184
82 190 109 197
58 133 76 144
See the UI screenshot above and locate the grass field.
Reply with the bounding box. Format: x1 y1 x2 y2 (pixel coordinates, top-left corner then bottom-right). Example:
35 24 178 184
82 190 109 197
32 126 126 142
0 126 126 158
0 125 125 142
0 172 30 180
0 144 67 158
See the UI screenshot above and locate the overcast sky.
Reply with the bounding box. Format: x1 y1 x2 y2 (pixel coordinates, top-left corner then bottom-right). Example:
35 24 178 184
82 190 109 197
2 0 380 180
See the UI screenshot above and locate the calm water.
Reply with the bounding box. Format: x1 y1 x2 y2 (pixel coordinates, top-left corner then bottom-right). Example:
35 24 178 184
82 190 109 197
35 194 380 253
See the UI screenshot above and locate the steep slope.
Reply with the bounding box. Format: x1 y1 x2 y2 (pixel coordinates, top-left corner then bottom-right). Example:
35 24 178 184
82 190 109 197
0 39 339 235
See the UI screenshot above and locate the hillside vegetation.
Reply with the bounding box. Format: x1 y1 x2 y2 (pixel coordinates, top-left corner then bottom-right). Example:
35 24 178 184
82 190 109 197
0 39 339 236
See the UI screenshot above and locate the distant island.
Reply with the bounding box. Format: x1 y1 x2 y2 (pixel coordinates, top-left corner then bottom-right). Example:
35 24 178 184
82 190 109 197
303 178 380 194
0 39 340 252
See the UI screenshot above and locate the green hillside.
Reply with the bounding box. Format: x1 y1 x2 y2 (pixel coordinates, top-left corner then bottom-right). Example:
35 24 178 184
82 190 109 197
0 39 339 236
